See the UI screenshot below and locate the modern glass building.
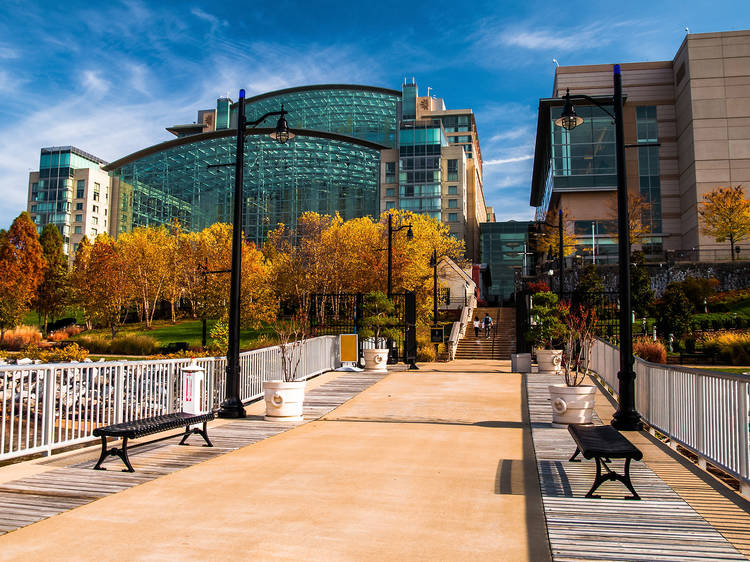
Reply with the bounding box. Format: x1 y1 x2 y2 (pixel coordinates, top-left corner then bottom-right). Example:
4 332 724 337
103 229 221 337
80 82 487 259
480 221 535 305
107 129 382 243
27 146 110 255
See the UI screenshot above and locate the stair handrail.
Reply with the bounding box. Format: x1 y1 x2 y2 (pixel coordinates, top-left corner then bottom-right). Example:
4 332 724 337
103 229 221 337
447 302 475 361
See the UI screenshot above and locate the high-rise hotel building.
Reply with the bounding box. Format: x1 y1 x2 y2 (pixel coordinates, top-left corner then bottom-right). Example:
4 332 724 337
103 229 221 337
23 81 486 261
530 30 750 259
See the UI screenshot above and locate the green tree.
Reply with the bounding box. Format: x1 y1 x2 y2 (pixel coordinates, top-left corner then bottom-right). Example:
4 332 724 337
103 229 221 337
0 212 45 342
630 251 654 318
572 264 604 309
34 224 69 332
526 291 567 350
655 283 693 340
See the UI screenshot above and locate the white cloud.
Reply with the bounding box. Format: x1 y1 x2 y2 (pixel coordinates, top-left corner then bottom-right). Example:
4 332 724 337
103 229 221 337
484 154 533 166
0 45 19 59
82 71 110 95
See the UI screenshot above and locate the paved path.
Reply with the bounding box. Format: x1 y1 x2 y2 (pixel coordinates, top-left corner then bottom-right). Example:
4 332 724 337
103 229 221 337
0 361 550 561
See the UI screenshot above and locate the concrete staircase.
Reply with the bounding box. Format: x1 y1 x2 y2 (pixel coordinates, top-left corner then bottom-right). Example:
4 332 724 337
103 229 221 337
454 307 516 360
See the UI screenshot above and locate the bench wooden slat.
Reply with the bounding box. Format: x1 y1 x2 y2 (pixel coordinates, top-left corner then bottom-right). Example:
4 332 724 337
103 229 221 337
568 424 643 461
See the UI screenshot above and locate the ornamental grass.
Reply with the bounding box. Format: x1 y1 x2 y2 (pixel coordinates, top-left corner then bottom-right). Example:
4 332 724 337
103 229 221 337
1 326 42 350
702 332 750 365
633 337 667 364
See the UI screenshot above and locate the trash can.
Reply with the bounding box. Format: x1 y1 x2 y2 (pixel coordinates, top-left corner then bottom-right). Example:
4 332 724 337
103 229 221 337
511 353 532 373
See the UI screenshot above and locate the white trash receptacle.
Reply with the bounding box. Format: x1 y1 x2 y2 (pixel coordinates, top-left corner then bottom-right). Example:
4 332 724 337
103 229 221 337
181 360 206 414
511 353 532 373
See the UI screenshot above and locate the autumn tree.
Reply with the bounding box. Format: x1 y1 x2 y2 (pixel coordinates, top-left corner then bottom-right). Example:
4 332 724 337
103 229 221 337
0 212 45 342
34 224 70 332
535 208 578 259
72 235 129 337
70 236 92 329
698 185 750 260
607 193 652 246
117 225 172 328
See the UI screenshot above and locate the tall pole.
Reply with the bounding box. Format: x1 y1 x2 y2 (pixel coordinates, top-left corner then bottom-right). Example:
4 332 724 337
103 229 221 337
558 208 564 300
611 64 641 430
432 249 438 324
387 214 393 298
219 88 247 419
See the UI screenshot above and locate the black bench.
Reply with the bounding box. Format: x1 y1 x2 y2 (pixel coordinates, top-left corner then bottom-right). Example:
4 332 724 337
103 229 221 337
568 424 643 500
92 412 215 472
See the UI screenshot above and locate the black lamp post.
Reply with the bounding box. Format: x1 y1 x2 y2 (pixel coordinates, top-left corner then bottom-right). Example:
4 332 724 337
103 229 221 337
430 248 439 358
553 65 642 430
558 208 564 300
386 213 414 298
218 89 294 419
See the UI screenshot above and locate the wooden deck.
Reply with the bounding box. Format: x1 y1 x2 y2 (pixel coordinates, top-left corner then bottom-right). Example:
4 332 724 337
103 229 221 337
527 372 748 561
0 371 385 536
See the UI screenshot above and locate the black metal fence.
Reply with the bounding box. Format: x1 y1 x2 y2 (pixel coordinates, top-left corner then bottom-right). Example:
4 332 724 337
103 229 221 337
308 292 416 365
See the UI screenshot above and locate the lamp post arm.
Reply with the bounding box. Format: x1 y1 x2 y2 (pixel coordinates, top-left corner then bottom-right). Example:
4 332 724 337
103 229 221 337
567 94 616 121
245 110 283 130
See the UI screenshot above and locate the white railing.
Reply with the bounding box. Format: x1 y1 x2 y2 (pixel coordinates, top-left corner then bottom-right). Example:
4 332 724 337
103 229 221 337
0 336 338 462
446 302 475 361
590 338 750 495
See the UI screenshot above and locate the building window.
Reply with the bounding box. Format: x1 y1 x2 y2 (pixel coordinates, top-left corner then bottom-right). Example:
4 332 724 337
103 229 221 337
448 199 458 208
104 208 107 216
93 205 99 213
386 188 395 197
93 182 100 201
76 179 85 199
386 201 396 210
385 161 396 183
74 226 82 234
448 213 458 222
75 214 82 222
73 243 79 253
448 185 457 195
91 228 98 236
92 216 98 225
75 202 83 210
447 159 458 181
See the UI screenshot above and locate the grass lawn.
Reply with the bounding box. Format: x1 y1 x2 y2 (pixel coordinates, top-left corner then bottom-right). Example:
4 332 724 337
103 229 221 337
692 366 750 375
70 318 276 351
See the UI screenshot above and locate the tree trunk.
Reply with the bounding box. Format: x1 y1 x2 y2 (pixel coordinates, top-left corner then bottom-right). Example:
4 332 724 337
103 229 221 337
170 299 176 324
731 235 736 261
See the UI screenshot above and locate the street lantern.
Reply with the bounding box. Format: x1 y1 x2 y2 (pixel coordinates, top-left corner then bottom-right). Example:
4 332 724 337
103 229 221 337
552 65 642 431
219 89 294 419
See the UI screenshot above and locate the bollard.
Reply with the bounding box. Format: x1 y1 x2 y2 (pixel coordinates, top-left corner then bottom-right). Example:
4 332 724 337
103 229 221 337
181 360 206 414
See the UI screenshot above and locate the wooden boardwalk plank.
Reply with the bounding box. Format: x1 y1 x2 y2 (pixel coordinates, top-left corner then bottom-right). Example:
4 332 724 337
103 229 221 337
0 371 385 536
526 372 747 561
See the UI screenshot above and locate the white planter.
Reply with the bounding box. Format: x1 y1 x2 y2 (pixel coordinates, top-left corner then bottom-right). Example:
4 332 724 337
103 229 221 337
263 380 306 422
548 384 596 426
536 349 563 373
363 348 389 373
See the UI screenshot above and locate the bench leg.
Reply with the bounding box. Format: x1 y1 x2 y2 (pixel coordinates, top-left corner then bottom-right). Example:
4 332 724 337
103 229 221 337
178 422 213 447
569 447 582 462
584 457 640 500
92 436 135 473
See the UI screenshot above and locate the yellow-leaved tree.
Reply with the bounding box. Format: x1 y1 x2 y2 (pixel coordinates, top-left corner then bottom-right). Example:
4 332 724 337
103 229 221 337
606 193 652 246
117 225 172 328
698 185 750 261
536 208 578 258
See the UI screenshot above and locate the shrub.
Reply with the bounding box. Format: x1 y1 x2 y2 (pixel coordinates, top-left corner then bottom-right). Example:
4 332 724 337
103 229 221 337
109 335 158 356
677 277 719 309
48 325 81 342
702 332 750 365
77 334 158 355
417 342 436 362
527 280 550 294
633 338 667 364
208 319 229 354
15 343 89 363
1 326 42 350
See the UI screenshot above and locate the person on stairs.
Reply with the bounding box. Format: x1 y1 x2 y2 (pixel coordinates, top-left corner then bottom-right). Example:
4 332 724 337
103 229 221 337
473 316 481 338
483 313 494 338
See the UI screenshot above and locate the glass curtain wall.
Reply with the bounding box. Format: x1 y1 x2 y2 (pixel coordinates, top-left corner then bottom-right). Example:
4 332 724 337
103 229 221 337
240 88 399 148
398 122 447 219
550 105 616 190
636 106 662 253
112 133 380 245
480 221 534 305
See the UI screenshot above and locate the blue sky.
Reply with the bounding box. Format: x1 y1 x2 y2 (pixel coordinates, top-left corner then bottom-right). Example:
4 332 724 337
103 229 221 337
1 0 749 229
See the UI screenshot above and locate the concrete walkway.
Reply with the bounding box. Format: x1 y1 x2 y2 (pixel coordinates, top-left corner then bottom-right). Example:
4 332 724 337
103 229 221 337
0 361 550 561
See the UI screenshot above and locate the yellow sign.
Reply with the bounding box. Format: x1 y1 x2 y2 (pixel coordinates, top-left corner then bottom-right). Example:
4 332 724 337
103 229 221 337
340 334 358 363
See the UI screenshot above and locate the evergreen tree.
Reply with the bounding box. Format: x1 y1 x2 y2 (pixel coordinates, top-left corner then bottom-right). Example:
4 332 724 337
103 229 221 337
572 264 604 309
35 224 69 332
630 251 654 318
